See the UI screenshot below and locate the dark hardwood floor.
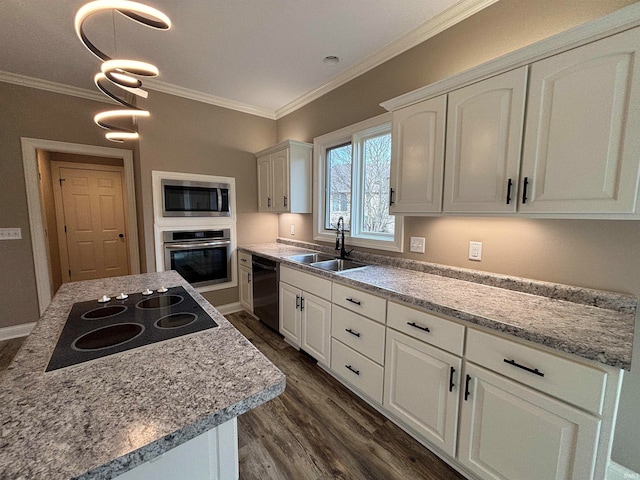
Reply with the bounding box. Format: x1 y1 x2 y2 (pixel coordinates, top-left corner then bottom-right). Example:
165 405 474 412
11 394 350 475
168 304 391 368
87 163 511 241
0 314 466 480
227 310 466 480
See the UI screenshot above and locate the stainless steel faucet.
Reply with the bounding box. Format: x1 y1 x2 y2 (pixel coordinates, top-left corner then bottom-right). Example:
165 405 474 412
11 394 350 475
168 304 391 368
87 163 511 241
335 216 349 259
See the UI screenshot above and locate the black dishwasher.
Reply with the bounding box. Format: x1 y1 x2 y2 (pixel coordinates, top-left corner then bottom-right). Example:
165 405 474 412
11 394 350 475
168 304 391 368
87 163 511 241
251 256 279 332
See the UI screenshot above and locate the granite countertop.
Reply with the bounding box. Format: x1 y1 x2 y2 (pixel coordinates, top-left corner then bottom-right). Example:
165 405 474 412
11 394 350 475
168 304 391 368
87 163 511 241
242 241 636 370
0 271 285 480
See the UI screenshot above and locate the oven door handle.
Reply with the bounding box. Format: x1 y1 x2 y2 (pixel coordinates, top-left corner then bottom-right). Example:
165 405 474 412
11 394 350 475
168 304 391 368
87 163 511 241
165 240 231 249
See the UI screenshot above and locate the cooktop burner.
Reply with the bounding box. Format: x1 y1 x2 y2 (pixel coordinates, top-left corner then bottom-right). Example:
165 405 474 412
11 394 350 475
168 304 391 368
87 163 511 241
46 286 218 372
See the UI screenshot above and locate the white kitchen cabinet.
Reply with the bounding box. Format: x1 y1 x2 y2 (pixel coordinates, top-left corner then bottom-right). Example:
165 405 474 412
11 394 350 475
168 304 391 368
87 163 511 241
280 266 332 365
384 329 462 456
458 363 601 480
238 252 252 312
256 140 312 213
443 67 528 213
331 338 385 404
389 95 447 214
520 27 640 215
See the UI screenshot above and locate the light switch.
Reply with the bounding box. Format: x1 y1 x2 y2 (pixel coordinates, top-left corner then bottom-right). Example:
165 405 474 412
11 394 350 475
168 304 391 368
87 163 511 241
0 228 22 240
410 236 425 253
290 224 295 235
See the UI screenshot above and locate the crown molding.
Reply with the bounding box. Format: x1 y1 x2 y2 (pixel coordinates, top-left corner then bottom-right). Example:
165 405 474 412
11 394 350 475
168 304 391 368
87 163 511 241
144 79 277 120
273 0 499 119
0 70 112 104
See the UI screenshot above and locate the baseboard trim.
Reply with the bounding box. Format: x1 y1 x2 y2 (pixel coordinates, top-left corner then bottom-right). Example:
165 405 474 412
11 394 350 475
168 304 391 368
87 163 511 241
215 302 244 316
0 323 35 341
608 461 640 480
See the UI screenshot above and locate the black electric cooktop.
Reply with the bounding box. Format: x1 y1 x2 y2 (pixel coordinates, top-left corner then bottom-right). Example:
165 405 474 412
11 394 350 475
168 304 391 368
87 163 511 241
46 286 218 372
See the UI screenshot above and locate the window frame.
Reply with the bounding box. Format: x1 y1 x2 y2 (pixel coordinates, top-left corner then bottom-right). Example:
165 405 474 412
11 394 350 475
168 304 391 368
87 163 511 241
313 112 404 253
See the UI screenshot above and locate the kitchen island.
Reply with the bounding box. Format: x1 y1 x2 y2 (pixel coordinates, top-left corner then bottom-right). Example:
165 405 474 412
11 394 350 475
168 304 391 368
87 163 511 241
0 271 285 480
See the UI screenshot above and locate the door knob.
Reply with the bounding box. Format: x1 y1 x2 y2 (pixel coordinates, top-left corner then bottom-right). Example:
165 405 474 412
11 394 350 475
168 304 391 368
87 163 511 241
118 233 124 238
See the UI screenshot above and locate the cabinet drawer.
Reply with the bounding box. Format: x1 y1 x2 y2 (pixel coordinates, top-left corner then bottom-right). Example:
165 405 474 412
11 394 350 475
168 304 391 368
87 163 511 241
331 338 384 404
238 251 252 266
332 283 386 324
281 266 331 300
387 302 465 356
332 306 386 365
466 329 607 414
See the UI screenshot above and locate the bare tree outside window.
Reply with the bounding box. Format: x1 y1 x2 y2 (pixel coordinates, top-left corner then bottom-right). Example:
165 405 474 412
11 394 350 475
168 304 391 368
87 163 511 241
362 133 394 234
326 143 352 230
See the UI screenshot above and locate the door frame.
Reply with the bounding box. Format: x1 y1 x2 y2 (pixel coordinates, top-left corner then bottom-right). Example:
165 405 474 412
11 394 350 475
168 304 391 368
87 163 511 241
21 137 140 314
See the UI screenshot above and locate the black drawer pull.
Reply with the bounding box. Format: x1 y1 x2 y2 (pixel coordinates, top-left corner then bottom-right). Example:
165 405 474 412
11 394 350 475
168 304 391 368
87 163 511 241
464 374 472 401
449 366 456 392
345 328 361 338
407 321 430 333
346 298 361 306
295 295 300 310
522 177 529 204
345 364 360 376
504 358 544 377
300 297 305 311
506 178 513 205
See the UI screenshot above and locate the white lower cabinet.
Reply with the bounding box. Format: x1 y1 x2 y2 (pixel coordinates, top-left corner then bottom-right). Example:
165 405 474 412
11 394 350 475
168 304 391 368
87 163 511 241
331 338 384 403
238 252 253 313
458 362 601 480
279 266 332 366
383 329 462 456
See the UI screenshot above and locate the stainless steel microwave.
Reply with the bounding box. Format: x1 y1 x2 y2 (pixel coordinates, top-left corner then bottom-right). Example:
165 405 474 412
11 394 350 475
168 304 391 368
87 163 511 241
161 179 231 217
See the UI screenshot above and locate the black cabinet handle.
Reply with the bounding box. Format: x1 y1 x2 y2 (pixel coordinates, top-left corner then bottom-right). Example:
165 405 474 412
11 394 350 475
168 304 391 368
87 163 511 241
522 177 529 204
346 298 361 306
504 358 545 377
284 195 288 208
247 274 251 284
407 321 430 333
267 197 272 208
345 328 361 338
389 187 395 206
345 364 360 376
300 297 305 311
506 178 513 205
295 295 300 310
464 374 472 401
449 366 456 392
240 258 247 263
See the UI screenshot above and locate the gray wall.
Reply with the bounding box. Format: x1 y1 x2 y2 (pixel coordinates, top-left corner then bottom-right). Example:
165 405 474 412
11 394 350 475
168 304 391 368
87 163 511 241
275 0 640 471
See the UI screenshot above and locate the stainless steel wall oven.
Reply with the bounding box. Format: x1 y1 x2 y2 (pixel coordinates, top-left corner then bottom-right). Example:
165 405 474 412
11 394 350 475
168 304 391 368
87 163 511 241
163 229 231 287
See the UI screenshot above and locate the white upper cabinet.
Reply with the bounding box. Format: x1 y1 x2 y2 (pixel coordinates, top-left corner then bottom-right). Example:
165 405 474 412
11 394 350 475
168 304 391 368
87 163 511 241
520 27 640 214
389 95 447 214
443 67 528 213
256 140 312 213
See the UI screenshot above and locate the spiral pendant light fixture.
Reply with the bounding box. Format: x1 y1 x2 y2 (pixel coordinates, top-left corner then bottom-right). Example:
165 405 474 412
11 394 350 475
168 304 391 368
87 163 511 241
75 1 171 142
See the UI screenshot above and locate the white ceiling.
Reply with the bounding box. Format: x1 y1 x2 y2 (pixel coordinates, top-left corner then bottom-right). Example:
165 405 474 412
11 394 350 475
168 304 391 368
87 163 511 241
0 0 496 119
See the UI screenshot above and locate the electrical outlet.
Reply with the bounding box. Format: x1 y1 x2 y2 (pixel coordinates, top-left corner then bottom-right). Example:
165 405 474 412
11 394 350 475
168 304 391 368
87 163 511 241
290 224 295 235
0 228 22 240
469 241 482 261
409 236 426 254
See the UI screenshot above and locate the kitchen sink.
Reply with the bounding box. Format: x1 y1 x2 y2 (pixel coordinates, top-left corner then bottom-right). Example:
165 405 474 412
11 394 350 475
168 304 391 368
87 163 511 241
310 258 368 272
286 253 335 264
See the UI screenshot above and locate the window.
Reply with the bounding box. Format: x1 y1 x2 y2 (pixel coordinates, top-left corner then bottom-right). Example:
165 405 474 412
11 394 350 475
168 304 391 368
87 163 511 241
313 113 403 252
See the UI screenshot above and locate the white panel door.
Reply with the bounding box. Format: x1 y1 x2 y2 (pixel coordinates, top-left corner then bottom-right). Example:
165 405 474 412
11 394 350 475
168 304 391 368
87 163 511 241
443 67 527 213
300 292 332 367
520 27 640 214
390 95 447 214
256 155 272 211
279 282 301 347
458 363 601 480
271 149 290 212
383 329 462 456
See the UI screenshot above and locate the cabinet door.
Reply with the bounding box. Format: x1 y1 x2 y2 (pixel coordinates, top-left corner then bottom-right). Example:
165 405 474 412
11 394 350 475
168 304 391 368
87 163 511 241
521 28 640 214
238 266 253 312
390 95 446 214
257 155 272 211
458 363 601 480
300 292 332 367
279 282 301 347
271 149 290 212
384 329 462 456
443 67 527 213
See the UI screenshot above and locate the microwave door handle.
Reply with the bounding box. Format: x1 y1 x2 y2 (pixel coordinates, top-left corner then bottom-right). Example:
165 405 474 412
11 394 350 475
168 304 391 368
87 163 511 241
217 189 223 212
